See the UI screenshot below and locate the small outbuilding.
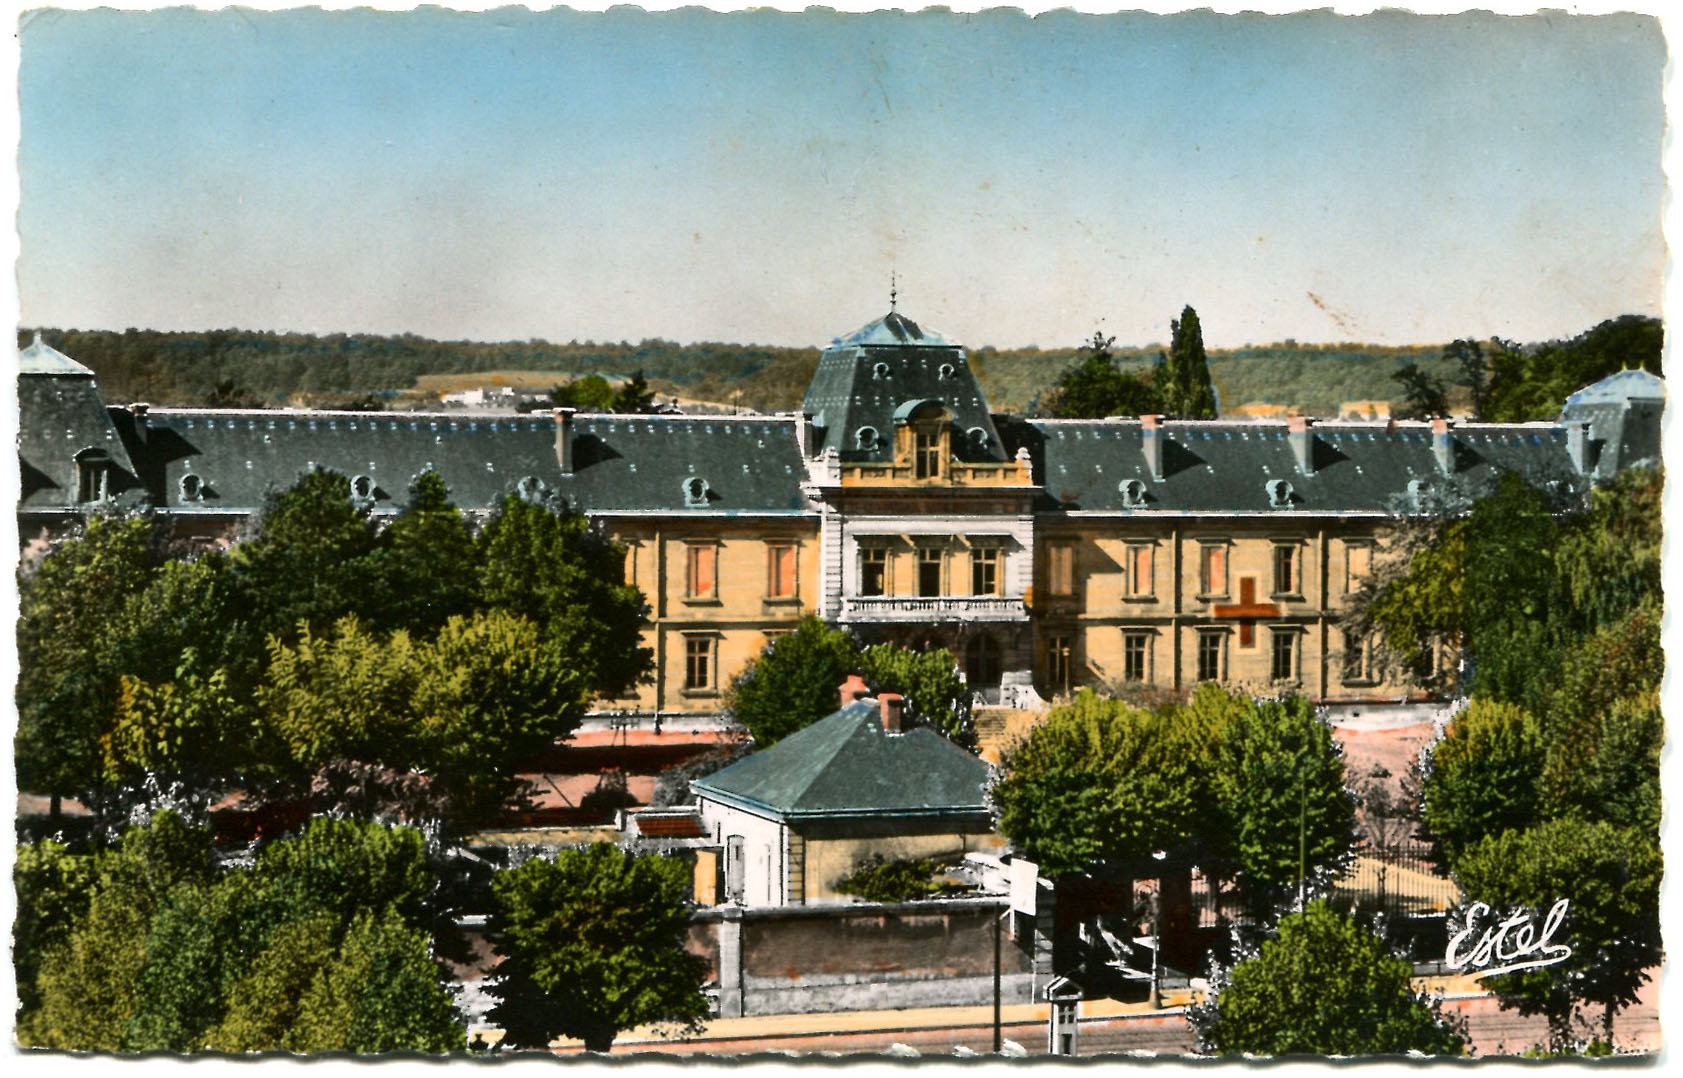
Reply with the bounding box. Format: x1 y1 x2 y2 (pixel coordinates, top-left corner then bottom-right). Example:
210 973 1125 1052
692 683 999 907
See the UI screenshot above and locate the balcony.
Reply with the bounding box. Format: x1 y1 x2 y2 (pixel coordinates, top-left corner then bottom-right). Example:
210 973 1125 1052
838 595 1030 623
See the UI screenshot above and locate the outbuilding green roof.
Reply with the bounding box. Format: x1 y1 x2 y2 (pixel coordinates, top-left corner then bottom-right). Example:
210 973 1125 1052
692 700 992 819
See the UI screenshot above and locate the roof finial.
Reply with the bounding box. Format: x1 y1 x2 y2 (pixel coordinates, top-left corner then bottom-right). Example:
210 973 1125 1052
889 270 898 314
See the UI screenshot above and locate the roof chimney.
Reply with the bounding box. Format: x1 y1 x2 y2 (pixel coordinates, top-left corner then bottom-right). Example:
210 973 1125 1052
838 673 871 710
553 407 576 476
880 693 905 734
1287 415 1314 475
1431 417 1455 475
1565 420 1593 475
1140 414 1165 481
797 412 816 458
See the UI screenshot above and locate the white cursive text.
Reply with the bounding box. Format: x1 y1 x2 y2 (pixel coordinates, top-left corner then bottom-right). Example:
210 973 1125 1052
1445 899 1572 979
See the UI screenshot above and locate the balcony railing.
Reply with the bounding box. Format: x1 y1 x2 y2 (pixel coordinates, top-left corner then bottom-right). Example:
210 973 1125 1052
838 595 1030 623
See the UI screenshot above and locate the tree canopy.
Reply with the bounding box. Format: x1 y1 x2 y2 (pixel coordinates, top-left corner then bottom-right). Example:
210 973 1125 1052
1483 315 1662 423
1047 331 1161 418
1157 306 1218 418
485 843 708 1052
1194 901 1464 1057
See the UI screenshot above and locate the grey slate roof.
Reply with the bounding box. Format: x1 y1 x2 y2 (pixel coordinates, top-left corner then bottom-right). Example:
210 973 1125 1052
100 409 809 515
19 334 95 376
802 311 1007 465
1563 368 1664 409
1561 370 1664 479
692 700 992 819
1009 418 1586 515
18 362 142 510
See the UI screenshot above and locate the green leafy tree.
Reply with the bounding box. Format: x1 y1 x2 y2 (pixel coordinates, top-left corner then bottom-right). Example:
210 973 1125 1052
857 642 973 747
1452 818 1661 1049
611 370 659 413
13 840 96 1016
1445 338 1490 418
476 494 652 700
486 844 709 1052
1159 306 1218 418
16 513 162 806
1460 473 1559 706
1419 699 1545 866
1206 694 1357 914
833 854 957 903
993 689 1211 877
362 469 481 636
1484 315 1662 422
1048 331 1161 418
287 907 464 1054
1391 361 1450 420
552 374 616 410
1194 901 1464 1056
727 616 859 746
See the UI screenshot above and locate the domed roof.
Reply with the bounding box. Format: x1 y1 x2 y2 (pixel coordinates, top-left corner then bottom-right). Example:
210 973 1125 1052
831 310 955 349
19 333 95 377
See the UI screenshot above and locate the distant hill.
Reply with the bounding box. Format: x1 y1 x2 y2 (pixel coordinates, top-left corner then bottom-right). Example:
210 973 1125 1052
20 318 1658 419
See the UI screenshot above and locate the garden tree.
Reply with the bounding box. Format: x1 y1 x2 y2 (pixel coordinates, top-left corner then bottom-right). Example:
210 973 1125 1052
834 854 957 903
1390 361 1450 420
1418 699 1545 866
1048 330 1161 418
258 611 590 821
103 656 258 790
1192 901 1464 1057
1458 473 1559 706
551 373 616 410
1483 314 1662 422
476 493 652 700
16 513 163 807
1550 466 1663 639
727 616 858 746
1158 306 1218 418
13 839 96 1017
611 369 659 413
1206 693 1357 915
992 689 1216 877
1445 338 1490 418
18 811 214 1049
857 642 973 747
361 469 481 636
1452 818 1661 1049
486 843 709 1052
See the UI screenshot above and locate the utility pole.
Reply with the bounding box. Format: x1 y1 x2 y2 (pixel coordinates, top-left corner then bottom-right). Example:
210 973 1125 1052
992 906 1004 1052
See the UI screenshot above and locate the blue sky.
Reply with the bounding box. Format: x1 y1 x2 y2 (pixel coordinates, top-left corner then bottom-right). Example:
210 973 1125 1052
16 7 1666 350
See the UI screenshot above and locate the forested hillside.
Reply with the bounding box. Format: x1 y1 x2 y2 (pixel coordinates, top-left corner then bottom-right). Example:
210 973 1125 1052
19 316 1658 417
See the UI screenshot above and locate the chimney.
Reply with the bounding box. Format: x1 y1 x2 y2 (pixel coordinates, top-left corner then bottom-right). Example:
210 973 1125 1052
127 402 150 445
797 412 816 458
553 407 576 476
1287 415 1314 476
838 673 871 710
879 693 905 734
1140 414 1165 481
1565 421 1592 474
1431 417 1455 475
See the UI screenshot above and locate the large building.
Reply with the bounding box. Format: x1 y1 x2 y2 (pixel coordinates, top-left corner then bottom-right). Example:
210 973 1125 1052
17 317 1654 718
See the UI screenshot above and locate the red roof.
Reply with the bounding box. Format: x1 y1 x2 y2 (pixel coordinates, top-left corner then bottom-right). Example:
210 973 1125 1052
634 813 707 839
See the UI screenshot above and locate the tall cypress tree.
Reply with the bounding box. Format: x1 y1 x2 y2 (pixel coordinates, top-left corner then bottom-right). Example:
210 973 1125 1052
1165 305 1218 418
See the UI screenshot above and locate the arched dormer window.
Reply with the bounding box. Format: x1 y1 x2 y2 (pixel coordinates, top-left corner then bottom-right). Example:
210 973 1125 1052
516 475 545 503
855 426 880 451
682 476 710 507
1119 478 1147 508
893 399 950 480
966 426 990 452
179 473 204 503
1266 478 1293 508
351 474 375 504
73 447 112 503
872 361 892 380
1406 478 1427 512
938 363 956 380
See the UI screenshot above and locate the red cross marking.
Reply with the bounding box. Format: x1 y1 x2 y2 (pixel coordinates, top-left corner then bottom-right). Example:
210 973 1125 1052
1212 577 1278 647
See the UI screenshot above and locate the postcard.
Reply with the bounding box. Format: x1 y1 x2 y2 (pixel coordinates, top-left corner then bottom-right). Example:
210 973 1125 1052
10 2 1669 1062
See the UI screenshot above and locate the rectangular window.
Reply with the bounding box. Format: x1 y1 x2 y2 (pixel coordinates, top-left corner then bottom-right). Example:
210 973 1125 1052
686 543 718 599
767 543 797 599
725 835 745 903
917 548 943 597
1198 632 1225 682
1126 543 1154 599
1047 633 1073 694
1342 630 1375 683
1271 630 1297 682
915 429 942 479
1273 544 1298 596
1345 542 1373 595
971 547 1000 596
1123 632 1150 682
1199 542 1228 597
1048 544 1075 598
860 547 888 597
685 636 716 691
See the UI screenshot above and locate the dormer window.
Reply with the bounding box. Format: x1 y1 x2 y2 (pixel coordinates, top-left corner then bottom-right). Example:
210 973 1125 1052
682 476 710 507
872 361 892 380
179 473 204 502
516 475 545 503
855 426 880 451
1266 479 1293 508
966 426 990 452
73 447 112 503
914 428 942 479
351 475 375 503
938 363 956 380
1119 478 1147 508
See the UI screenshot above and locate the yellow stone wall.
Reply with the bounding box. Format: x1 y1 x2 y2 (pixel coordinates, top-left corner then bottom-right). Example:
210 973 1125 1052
800 830 1007 904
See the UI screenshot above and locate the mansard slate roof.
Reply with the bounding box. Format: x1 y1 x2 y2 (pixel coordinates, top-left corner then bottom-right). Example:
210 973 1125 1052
1006 418 1586 515
19 349 141 509
92 409 809 515
1563 368 1664 409
803 310 1007 464
692 701 991 819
